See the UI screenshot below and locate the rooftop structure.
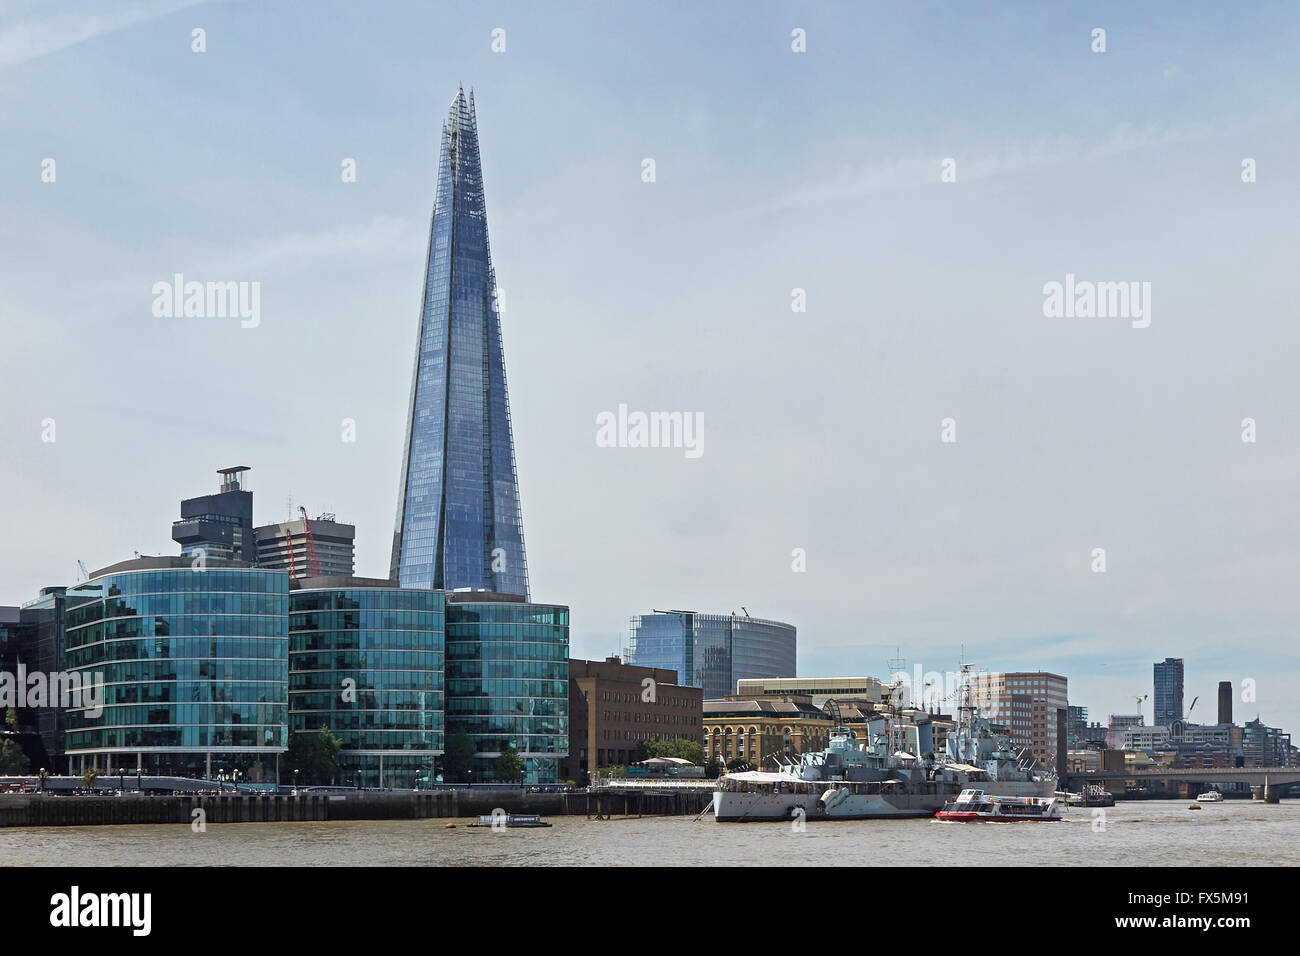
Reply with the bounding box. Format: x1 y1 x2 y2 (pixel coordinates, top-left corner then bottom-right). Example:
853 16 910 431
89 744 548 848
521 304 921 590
171 466 256 563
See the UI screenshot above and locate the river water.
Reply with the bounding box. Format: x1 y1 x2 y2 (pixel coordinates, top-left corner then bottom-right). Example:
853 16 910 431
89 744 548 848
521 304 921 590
3 799 1296 866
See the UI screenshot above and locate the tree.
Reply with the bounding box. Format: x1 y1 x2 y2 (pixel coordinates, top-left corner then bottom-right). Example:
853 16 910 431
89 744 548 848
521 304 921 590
704 757 723 780
0 737 29 775
0 708 29 775
726 758 751 772
641 737 704 766
494 746 525 785
442 730 477 783
82 767 99 790
283 725 343 786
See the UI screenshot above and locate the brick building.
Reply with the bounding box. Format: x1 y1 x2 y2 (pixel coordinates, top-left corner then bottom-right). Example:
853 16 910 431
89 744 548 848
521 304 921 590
561 657 703 784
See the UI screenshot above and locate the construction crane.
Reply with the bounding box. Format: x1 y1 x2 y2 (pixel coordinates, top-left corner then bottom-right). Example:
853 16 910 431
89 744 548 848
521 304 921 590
1187 696 1199 719
298 506 320 578
284 530 297 581
76 560 89 582
1134 693 1148 720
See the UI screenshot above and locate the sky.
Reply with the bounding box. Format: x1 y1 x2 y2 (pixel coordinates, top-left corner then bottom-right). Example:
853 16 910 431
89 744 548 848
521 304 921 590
2 1 1298 734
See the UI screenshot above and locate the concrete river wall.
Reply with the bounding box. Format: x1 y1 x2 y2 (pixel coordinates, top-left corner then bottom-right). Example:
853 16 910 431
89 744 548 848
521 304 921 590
0 788 714 828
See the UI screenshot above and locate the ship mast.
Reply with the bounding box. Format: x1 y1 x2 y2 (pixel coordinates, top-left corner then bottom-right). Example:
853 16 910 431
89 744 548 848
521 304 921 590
956 655 978 761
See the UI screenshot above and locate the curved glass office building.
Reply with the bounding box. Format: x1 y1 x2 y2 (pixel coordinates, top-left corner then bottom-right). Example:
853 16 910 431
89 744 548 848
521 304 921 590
630 610 797 699
445 594 568 783
62 558 289 782
289 580 444 788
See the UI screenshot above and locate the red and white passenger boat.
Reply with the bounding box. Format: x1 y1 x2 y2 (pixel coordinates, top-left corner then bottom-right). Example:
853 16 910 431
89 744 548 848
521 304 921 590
935 788 1061 822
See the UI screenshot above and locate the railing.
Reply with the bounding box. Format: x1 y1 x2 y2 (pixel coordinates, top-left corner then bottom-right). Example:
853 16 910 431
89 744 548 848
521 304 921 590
590 777 716 790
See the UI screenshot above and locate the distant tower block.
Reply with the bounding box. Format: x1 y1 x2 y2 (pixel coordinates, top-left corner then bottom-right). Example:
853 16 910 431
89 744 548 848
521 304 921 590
1153 657 1184 727
254 512 355 579
1218 680 1233 726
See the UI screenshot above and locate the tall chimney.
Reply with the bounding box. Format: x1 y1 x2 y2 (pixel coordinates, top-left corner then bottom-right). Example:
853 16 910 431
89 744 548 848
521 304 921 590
1056 707 1068 785
1217 681 1233 726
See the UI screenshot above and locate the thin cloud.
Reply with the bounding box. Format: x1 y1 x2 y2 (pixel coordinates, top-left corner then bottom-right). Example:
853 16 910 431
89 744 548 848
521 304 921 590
771 118 1249 210
0 0 207 71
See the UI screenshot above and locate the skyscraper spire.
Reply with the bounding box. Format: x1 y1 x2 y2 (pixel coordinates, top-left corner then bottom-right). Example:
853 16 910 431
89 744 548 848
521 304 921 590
391 90 530 598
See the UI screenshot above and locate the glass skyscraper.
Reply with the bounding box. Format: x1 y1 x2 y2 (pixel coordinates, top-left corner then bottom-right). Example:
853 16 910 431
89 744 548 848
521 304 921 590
391 88 529 598
1153 657 1184 727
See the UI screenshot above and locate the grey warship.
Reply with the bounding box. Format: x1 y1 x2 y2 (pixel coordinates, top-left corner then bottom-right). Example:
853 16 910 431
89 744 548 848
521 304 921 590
713 662 1057 821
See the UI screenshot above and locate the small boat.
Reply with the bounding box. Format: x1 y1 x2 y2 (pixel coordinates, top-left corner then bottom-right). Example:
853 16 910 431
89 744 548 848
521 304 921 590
1195 790 1223 803
1060 784 1115 808
936 788 1061 822
467 813 552 828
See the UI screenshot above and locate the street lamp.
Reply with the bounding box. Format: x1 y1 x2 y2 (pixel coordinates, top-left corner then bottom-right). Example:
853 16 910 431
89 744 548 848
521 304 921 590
293 769 299 795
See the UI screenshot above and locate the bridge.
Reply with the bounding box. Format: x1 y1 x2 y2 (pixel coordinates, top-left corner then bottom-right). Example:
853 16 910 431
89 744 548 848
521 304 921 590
1067 766 1300 800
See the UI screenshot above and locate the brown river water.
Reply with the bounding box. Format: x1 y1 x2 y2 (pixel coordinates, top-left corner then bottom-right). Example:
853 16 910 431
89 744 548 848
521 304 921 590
2 799 1295 866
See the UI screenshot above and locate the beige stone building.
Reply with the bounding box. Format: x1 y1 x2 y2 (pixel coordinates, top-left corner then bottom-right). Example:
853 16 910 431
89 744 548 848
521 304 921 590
703 695 832 769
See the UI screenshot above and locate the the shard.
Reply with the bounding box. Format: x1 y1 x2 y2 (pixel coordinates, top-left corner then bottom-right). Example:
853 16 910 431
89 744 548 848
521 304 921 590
391 89 530 598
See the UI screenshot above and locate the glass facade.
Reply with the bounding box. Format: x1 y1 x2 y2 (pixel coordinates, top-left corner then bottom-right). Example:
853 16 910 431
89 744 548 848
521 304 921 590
630 611 796 700
730 616 799 688
62 565 288 782
289 586 445 788
1154 657 1184 727
391 88 529 598
13 588 68 769
445 600 568 783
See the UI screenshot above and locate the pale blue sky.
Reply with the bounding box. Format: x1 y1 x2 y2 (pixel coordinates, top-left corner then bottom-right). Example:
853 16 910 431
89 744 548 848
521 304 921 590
2 1 1298 732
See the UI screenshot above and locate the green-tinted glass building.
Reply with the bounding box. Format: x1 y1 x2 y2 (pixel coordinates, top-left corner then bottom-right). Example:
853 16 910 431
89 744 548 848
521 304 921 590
62 557 289 782
41 560 567 788
445 593 569 784
289 578 444 788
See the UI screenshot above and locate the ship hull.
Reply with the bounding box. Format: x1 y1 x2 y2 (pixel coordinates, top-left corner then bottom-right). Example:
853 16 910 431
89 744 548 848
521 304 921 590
713 777 1055 822
712 791 821 822
820 793 945 818
935 812 1059 822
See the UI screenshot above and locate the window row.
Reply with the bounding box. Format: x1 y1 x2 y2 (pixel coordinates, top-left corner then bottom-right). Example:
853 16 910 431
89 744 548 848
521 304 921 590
68 661 287 684
67 726 286 749
289 629 444 652
291 590 445 612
